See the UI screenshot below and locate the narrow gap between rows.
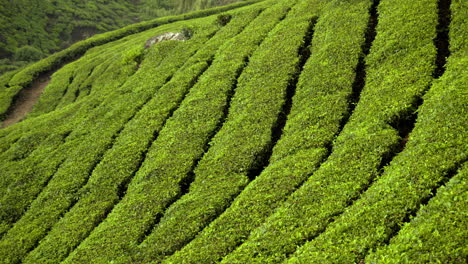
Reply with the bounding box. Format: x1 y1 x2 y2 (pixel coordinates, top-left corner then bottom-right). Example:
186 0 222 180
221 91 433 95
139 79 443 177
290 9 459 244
380 159 466 250
247 17 317 181
0 128 70 233
157 6 302 256
132 7 275 250
361 0 453 252
61 75 75 97
137 56 247 245
285 0 380 254
59 20 231 258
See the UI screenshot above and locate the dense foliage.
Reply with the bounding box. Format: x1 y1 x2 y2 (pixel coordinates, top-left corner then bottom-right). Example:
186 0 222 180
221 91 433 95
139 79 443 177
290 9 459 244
0 0 466 263
0 0 245 74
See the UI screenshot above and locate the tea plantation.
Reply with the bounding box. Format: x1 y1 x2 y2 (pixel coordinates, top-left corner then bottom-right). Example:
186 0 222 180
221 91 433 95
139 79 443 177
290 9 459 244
0 0 466 263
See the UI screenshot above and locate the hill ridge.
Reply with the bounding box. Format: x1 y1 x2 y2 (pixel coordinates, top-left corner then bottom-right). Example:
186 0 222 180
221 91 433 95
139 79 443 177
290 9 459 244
0 0 466 263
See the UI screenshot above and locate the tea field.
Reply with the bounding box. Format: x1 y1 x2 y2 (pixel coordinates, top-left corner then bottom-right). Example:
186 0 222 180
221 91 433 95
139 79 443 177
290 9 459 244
0 0 466 263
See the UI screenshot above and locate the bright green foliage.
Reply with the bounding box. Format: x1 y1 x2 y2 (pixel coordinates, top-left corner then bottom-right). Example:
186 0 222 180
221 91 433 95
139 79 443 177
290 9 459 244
288 55 467 261
286 2 467 261
0 0 248 72
0 0 262 120
288 52 467 264
134 0 325 262
61 2 293 263
59 3 279 263
0 71 18 120
223 0 442 262
0 15 223 263
365 164 467 263
160 0 379 262
0 37 158 240
0 0 466 263
290 1 468 263
20 6 265 264
220 0 375 262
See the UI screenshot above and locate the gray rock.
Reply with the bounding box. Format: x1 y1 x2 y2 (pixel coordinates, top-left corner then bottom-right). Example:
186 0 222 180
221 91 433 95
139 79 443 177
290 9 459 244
144 32 187 48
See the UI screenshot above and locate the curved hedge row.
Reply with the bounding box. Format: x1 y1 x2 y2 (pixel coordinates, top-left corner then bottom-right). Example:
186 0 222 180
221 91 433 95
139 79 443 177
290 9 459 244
366 163 467 263
160 0 379 262
130 0 324 262
287 2 467 261
289 50 467 264
0 0 465 263
222 0 441 262
0 0 264 121
0 16 223 263
21 8 266 264
60 3 288 263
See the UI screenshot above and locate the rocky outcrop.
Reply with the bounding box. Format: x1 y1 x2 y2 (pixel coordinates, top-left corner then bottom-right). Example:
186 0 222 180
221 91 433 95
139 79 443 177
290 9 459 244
145 32 187 48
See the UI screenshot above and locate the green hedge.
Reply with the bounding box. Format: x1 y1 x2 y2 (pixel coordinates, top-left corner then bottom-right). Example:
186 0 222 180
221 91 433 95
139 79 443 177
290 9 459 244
0 16 224 217
60 4 280 263
365 164 467 263
285 0 467 263
0 27 186 240
223 0 440 262
0 0 264 120
28 56 109 117
28 20 193 118
0 42 150 239
364 7 468 260
20 9 263 264
0 19 219 263
288 53 467 264
0 70 19 121
28 22 183 118
0 0 463 263
133 0 328 262
0 15 219 194
159 0 384 262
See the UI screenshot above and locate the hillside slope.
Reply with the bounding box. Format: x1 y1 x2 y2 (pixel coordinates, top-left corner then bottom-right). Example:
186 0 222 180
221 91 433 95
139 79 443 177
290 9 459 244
0 0 245 73
0 0 466 263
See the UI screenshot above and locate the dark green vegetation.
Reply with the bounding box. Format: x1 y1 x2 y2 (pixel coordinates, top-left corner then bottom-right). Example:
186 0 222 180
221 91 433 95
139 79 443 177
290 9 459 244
0 0 245 74
0 0 260 120
0 0 466 263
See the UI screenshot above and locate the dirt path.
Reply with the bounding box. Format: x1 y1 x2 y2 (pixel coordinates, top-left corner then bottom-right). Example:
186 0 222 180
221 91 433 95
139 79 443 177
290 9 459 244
1 75 50 128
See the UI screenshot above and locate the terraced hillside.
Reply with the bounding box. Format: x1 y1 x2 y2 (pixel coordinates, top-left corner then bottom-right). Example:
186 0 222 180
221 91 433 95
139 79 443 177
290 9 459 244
0 0 245 74
0 0 466 263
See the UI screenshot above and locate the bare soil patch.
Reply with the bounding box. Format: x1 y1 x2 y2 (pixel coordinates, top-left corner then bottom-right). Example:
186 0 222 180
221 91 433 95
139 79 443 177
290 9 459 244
1 75 50 128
